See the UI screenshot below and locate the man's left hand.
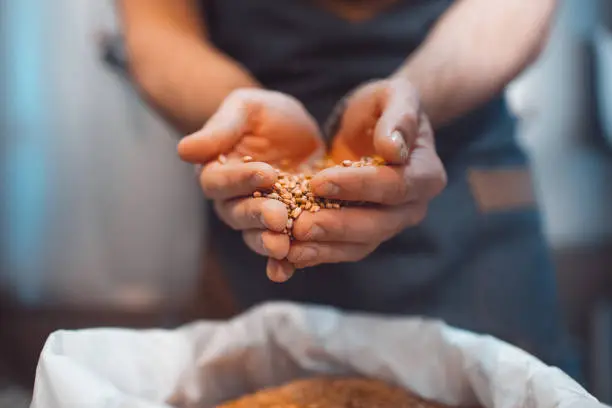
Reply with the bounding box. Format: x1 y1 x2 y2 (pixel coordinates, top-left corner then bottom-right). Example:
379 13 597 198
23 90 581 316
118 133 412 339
286 78 447 269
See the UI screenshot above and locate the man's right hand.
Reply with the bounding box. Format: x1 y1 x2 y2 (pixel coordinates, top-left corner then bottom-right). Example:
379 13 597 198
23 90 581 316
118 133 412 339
177 89 324 280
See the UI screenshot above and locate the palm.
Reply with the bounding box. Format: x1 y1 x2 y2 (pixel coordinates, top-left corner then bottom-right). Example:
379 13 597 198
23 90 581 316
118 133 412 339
232 116 324 168
229 93 324 168
328 130 377 163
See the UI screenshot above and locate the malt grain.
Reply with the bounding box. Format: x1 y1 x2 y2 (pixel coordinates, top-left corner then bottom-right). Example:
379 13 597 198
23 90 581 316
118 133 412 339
217 155 386 237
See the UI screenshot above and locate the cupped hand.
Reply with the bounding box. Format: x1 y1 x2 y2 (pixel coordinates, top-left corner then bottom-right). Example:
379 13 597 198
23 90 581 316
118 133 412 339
177 89 325 280
285 78 447 270
178 88 324 167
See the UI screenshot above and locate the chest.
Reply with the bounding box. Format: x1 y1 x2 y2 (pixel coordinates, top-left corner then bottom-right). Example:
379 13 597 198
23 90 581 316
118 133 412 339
202 0 452 60
200 0 453 123
309 0 405 22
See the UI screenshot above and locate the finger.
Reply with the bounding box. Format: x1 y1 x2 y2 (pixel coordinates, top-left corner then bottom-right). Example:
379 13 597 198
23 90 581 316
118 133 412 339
373 79 421 165
287 241 377 269
291 203 427 243
315 121 445 204
215 198 288 232
330 82 382 159
310 165 413 205
266 258 295 283
242 230 290 260
177 92 250 163
200 160 276 200
404 120 448 201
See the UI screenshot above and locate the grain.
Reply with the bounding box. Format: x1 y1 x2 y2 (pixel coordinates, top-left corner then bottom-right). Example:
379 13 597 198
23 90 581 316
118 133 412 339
216 155 386 237
291 207 303 219
217 377 457 408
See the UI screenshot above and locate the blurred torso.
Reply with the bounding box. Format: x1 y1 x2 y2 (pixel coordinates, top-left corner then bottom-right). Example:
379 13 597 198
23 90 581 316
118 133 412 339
197 1 578 375
199 0 524 310
202 0 451 125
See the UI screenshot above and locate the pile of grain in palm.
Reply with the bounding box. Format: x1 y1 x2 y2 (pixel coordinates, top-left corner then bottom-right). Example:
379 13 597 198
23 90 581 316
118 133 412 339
217 377 474 408
217 155 386 237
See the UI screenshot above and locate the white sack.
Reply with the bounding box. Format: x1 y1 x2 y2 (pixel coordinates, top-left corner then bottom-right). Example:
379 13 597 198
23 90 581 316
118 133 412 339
31 302 607 408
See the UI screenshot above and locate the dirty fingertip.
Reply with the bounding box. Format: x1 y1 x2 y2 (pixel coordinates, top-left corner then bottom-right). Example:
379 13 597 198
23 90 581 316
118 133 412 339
375 129 408 165
260 200 289 232
261 231 290 260
266 258 295 283
248 162 277 186
177 134 215 163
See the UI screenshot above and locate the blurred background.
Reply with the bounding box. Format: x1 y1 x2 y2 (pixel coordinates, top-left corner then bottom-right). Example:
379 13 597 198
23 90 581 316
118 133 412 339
0 0 611 406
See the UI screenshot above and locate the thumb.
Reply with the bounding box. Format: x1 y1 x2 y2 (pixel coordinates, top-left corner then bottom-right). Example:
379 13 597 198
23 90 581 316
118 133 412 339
373 82 420 165
177 97 250 163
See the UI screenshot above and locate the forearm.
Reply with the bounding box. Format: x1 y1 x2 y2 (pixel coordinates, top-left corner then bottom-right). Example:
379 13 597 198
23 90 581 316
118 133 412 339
394 0 557 128
118 0 260 134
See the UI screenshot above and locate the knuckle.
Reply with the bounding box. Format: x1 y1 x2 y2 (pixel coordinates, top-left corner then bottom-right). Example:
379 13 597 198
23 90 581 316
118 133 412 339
346 249 366 263
380 221 402 242
409 204 428 226
399 111 419 128
419 114 434 138
244 199 262 225
392 77 419 96
384 177 410 205
425 161 447 198
358 80 383 96
351 244 377 262
357 176 373 200
436 165 448 192
287 247 311 265
332 215 349 240
303 222 323 241
433 170 448 197
256 231 269 253
227 88 254 102
213 200 224 218
411 157 447 201
293 217 326 241
200 170 222 197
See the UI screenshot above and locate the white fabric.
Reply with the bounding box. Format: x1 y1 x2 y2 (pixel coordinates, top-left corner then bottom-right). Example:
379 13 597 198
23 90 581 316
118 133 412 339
31 303 607 408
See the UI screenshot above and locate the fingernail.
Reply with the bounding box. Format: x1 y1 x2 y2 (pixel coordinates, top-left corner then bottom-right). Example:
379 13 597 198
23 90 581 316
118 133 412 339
267 261 284 282
259 213 271 229
318 182 340 196
258 233 269 256
283 266 295 281
391 130 409 163
305 225 324 241
267 259 293 283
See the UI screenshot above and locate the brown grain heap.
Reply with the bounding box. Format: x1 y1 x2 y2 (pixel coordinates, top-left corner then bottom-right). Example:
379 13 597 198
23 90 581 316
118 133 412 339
257 156 384 237
216 377 462 408
217 155 385 237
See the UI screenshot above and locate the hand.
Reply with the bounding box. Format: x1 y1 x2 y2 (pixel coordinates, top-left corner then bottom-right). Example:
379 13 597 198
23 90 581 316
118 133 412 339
285 78 447 270
178 89 324 167
177 89 325 280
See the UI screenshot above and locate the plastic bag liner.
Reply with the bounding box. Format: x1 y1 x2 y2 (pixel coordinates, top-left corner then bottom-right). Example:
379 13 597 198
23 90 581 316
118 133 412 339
31 302 608 408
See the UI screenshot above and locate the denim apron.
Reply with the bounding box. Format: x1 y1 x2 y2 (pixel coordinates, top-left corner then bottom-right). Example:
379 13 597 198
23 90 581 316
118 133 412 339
201 0 582 380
